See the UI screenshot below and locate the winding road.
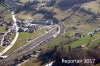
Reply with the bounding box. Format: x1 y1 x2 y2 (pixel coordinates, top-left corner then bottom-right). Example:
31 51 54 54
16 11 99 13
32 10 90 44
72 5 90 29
0 21 65 66
0 12 19 56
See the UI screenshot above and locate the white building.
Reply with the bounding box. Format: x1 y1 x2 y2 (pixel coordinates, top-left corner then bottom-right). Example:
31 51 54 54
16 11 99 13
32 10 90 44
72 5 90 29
38 0 52 3
37 0 54 7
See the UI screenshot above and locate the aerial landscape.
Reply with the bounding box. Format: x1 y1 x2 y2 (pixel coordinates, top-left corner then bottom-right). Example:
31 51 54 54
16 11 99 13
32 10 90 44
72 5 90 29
0 0 100 66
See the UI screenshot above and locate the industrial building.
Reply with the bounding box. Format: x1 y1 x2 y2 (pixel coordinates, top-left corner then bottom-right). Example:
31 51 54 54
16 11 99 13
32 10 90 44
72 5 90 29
30 19 54 25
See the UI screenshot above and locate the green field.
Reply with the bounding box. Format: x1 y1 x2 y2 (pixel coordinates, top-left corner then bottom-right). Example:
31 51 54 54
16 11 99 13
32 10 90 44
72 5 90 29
0 26 6 33
20 33 100 66
18 1 100 66
3 28 47 56
0 46 5 52
0 5 12 33
0 5 5 11
64 11 99 36
4 11 12 22
39 32 100 50
63 33 100 49
81 1 100 14
87 33 100 49
0 5 12 22
39 35 67 49
68 36 91 48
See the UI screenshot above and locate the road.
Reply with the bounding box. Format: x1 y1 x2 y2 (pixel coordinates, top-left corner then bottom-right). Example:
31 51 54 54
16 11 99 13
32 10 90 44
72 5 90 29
0 12 19 56
0 22 65 66
0 21 65 66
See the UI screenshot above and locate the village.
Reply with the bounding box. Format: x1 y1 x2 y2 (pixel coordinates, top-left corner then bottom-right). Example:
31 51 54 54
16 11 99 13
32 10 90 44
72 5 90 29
0 0 100 66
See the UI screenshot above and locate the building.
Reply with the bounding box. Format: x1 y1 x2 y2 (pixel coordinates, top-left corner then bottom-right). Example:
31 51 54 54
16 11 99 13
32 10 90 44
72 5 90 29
30 19 54 25
37 0 55 7
3 0 19 11
0 16 4 22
